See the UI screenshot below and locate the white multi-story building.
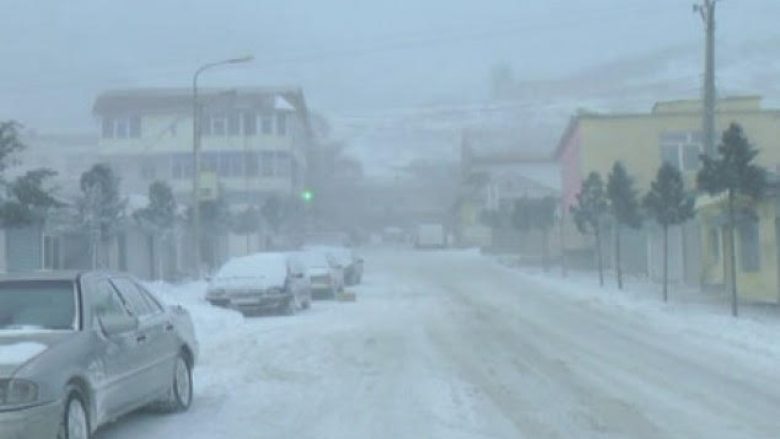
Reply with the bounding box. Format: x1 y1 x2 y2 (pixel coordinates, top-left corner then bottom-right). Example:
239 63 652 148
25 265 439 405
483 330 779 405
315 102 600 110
92 87 312 206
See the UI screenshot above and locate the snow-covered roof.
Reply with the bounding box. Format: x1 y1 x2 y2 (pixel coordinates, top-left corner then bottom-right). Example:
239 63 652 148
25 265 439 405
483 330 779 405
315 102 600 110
274 96 296 111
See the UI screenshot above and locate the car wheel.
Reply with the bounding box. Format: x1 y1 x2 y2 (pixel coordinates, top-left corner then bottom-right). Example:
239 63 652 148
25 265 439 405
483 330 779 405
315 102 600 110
59 390 90 439
161 354 193 412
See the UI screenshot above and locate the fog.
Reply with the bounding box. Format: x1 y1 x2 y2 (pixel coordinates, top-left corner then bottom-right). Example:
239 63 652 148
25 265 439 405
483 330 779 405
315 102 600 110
3 0 780 133
4 3 780 438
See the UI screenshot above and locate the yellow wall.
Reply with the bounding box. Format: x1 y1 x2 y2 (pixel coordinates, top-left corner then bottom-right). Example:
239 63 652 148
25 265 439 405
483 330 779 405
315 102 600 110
574 104 780 303
579 110 780 193
699 200 779 303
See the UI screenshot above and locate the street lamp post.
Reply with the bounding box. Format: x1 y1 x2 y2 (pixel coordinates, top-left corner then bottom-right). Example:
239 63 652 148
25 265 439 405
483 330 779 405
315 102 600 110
192 55 253 277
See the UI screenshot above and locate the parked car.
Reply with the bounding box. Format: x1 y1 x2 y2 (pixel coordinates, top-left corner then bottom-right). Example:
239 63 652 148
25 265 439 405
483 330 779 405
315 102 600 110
297 250 344 299
205 252 311 315
305 246 364 286
0 271 198 439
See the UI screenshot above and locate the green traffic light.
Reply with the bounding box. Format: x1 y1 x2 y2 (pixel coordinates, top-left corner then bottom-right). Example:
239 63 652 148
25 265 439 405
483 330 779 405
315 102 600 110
301 190 314 202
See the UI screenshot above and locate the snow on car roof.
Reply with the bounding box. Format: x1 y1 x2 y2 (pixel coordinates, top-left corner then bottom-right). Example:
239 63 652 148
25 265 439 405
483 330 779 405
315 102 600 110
216 253 288 278
304 246 353 264
296 250 331 268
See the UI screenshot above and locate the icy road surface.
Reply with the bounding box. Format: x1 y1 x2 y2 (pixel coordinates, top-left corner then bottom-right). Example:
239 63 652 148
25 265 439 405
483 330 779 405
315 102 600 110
98 250 780 438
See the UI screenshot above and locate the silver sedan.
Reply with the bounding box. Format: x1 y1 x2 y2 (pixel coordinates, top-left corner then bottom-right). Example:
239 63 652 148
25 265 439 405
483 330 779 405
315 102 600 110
0 271 198 439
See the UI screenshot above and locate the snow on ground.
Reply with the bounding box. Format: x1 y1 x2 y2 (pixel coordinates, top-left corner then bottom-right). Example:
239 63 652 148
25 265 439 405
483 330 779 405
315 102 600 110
94 249 780 438
495 261 780 374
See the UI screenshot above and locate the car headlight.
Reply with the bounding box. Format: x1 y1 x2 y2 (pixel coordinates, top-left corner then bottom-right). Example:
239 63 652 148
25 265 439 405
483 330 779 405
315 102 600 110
0 379 38 407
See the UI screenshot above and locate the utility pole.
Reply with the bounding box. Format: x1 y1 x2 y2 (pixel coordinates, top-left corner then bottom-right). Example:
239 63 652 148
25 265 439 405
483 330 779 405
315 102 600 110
694 0 719 157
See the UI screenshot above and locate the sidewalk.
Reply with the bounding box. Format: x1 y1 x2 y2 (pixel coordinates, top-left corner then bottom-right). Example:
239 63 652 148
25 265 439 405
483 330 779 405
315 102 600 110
490 253 780 366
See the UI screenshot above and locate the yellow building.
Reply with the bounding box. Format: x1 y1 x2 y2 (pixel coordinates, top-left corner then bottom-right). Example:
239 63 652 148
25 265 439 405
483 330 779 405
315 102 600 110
555 96 780 302
93 87 312 206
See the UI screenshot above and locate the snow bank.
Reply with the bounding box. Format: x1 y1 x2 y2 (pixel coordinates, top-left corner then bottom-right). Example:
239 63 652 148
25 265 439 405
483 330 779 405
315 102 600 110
0 342 47 365
496 264 780 372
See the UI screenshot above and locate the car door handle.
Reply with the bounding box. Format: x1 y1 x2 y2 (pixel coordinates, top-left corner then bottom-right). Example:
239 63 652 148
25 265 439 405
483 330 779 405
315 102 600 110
164 323 174 332
136 333 147 343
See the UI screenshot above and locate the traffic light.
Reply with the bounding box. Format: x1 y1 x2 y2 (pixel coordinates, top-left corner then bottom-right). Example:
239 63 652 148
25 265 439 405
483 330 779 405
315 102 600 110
301 189 314 203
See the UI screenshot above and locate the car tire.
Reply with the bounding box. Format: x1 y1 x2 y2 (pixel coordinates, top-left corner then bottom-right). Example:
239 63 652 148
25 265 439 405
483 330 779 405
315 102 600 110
160 354 193 412
59 389 91 439
282 296 299 316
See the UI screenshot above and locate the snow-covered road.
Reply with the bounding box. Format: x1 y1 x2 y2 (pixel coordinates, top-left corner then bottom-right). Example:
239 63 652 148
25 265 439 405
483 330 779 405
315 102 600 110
97 249 780 438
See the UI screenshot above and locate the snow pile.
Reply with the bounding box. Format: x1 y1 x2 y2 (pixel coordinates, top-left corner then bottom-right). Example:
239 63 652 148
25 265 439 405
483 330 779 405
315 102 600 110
0 342 47 365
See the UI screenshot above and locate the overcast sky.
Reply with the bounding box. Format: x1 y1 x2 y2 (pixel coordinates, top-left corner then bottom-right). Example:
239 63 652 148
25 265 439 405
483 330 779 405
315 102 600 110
2 0 779 132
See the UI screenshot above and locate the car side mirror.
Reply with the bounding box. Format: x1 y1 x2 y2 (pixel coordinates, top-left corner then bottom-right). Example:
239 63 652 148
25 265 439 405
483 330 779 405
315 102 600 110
99 314 139 336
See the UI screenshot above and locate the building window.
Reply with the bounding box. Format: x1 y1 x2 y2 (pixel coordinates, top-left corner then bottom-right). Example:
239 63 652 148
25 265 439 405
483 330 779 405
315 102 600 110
172 154 193 180
102 116 141 139
261 151 274 176
202 153 218 173
129 116 141 138
276 113 287 136
228 112 241 136
230 152 243 177
245 152 258 176
261 115 273 135
738 219 760 272
275 151 291 177
211 114 226 136
660 131 703 171
102 118 114 138
243 112 257 136
218 152 231 176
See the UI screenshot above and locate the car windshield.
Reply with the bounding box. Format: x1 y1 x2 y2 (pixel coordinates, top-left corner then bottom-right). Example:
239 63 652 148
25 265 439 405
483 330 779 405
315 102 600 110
0 280 77 331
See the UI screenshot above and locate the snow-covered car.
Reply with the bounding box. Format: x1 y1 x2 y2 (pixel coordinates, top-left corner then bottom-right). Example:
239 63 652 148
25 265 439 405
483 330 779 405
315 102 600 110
206 252 312 315
0 271 198 439
297 250 344 299
305 246 364 286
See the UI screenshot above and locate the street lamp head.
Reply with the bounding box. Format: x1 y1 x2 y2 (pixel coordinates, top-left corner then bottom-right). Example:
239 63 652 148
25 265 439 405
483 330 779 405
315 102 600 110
227 55 254 64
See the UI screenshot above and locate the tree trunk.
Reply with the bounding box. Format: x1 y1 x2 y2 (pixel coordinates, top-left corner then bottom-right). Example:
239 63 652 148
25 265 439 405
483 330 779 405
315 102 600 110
728 191 739 317
662 224 669 302
596 227 604 287
560 209 567 278
615 225 623 290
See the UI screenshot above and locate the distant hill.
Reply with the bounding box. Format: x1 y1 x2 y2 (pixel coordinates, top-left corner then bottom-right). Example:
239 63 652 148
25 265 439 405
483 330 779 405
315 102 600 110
332 38 780 178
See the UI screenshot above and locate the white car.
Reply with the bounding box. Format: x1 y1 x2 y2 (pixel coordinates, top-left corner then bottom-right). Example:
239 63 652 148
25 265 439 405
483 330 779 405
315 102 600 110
206 253 312 315
297 250 344 299
305 245 363 286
